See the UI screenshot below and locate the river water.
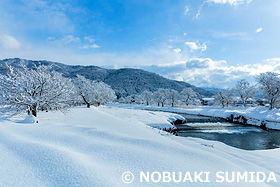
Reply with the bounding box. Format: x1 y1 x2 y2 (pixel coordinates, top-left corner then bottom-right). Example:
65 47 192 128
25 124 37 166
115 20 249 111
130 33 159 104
175 114 280 150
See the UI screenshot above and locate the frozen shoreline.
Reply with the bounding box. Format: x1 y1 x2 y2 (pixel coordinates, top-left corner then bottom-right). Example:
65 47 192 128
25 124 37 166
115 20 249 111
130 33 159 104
108 103 280 130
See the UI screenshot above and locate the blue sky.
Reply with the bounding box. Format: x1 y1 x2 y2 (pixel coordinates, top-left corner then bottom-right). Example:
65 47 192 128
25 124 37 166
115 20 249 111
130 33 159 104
0 0 280 88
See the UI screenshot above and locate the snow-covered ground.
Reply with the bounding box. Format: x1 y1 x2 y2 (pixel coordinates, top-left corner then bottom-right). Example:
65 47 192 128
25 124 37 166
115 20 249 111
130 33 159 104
109 103 280 130
105 105 185 130
0 106 280 186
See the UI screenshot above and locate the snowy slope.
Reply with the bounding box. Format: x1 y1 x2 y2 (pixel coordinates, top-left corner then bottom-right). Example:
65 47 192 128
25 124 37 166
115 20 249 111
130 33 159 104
0 106 279 186
104 106 185 130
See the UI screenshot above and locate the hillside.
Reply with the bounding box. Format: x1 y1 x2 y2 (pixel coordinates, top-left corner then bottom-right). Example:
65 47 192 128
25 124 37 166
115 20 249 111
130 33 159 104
0 58 214 98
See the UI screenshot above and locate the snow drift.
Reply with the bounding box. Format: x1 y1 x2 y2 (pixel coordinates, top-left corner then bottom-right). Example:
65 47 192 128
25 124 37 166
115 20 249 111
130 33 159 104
0 106 279 186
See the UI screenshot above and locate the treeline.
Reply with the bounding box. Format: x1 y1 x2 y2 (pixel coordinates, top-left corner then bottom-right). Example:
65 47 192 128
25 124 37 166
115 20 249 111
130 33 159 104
118 87 200 107
118 72 280 110
215 72 280 109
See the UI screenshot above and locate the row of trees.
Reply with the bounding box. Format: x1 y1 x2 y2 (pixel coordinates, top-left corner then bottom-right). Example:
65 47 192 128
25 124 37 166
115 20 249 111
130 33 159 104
0 64 116 117
215 72 280 109
214 79 256 108
119 72 280 110
119 87 199 107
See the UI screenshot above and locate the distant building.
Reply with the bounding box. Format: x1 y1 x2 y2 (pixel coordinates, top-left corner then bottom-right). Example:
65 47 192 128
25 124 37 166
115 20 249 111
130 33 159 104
201 98 215 106
233 97 257 107
256 98 268 106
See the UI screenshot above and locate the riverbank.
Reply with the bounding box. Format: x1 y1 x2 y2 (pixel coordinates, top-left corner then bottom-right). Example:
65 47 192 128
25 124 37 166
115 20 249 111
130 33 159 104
0 106 280 186
108 104 280 130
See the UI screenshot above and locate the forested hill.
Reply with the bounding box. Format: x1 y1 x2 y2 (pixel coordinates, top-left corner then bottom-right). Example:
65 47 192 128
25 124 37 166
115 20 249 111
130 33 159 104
0 58 214 98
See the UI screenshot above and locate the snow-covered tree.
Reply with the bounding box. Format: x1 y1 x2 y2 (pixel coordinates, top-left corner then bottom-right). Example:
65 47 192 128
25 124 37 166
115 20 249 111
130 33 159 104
74 75 116 107
133 94 143 104
118 97 126 103
234 79 256 107
0 64 76 117
215 89 233 107
168 89 179 107
154 88 170 107
256 72 280 109
124 95 133 104
141 90 153 105
180 88 197 106
74 75 96 108
92 81 116 106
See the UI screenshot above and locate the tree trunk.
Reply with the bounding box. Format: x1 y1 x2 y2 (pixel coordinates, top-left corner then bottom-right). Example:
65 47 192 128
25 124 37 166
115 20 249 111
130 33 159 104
32 109 37 117
81 95 90 108
172 103 174 107
161 102 164 107
270 99 274 110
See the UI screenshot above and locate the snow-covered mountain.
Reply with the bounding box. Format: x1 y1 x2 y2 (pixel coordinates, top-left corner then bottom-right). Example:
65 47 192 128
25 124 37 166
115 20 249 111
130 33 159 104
0 58 214 98
200 87 225 93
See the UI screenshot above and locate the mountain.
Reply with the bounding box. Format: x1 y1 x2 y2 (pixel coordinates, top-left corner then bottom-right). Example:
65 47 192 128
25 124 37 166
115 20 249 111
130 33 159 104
0 58 214 98
200 87 224 93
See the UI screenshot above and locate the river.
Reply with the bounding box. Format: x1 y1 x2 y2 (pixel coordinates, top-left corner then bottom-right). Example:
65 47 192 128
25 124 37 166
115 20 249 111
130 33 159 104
175 114 280 150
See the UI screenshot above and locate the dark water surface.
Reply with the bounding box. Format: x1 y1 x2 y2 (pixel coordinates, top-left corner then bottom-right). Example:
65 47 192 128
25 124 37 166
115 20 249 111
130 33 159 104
176 114 280 150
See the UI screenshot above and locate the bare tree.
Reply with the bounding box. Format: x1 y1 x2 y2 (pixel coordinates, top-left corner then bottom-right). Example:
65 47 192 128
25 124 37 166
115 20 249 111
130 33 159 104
256 72 280 109
235 79 256 107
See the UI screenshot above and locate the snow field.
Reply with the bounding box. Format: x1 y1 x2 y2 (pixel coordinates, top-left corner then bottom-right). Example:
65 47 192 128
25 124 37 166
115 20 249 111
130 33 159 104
0 106 279 186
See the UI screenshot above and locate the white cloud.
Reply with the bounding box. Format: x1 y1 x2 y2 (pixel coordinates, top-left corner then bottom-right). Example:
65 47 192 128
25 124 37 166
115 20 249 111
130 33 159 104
210 31 249 39
173 48 181 53
18 0 76 33
206 0 252 6
195 6 202 19
184 6 190 15
0 34 21 49
47 35 80 44
186 58 226 69
139 57 280 88
195 0 252 19
185 41 207 52
47 36 55 42
84 36 95 43
256 28 263 33
61 35 80 44
183 33 187 36
82 44 100 49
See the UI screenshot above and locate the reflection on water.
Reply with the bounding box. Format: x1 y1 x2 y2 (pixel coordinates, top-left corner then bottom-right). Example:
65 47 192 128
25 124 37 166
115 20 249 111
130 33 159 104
177 122 280 150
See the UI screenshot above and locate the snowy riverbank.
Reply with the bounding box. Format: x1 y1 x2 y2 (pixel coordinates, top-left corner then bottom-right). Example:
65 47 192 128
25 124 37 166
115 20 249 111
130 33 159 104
109 103 280 130
0 106 280 186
